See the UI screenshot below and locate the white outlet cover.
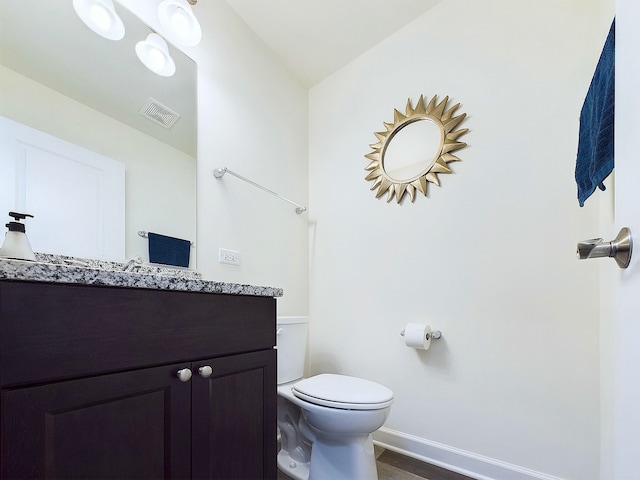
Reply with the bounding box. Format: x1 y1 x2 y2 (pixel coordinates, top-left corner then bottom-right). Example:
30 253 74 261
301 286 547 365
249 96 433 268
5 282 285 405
219 248 240 266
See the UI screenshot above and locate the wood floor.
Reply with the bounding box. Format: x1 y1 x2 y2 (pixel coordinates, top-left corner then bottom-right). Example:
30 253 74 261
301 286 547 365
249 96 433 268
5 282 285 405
277 445 475 480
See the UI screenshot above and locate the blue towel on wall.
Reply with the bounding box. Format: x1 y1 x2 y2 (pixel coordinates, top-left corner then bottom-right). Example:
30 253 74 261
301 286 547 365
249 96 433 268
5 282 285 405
148 232 191 267
575 19 615 207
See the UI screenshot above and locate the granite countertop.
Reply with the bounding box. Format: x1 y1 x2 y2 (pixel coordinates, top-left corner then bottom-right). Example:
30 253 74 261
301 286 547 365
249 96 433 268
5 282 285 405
0 253 283 298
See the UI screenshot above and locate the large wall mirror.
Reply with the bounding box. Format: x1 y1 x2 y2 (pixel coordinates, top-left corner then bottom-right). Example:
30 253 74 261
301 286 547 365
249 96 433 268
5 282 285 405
0 0 197 264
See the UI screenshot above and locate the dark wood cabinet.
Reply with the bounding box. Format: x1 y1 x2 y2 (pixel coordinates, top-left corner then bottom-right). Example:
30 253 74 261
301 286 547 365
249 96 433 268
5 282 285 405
0 280 277 480
2 363 192 479
192 351 275 480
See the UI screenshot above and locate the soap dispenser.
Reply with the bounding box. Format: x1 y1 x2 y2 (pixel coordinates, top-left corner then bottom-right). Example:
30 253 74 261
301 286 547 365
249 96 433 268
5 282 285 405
0 212 36 261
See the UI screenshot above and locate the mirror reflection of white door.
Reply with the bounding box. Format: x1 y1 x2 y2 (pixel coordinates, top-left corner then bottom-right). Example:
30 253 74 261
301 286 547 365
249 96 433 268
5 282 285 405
0 117 125 260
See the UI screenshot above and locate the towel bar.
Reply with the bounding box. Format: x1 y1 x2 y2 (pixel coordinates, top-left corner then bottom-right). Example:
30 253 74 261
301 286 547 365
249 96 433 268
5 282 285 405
214 167 307 215
138 231 194 246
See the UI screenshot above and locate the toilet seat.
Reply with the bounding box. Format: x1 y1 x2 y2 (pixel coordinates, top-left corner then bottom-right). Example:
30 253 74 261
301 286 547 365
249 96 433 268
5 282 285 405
292 374 393 410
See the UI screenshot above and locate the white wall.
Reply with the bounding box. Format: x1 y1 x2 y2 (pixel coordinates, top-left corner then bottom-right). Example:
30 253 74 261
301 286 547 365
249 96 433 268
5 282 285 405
122 0 309 314
309 1 611 478
187 1 309 314
193 2 309 315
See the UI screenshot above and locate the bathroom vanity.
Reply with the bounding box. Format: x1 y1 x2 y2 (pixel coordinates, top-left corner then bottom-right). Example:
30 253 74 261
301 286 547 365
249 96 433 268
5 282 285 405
0 257 281 479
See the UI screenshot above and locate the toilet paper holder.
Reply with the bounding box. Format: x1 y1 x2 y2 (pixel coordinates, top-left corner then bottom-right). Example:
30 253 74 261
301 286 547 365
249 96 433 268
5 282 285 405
400 328 442 341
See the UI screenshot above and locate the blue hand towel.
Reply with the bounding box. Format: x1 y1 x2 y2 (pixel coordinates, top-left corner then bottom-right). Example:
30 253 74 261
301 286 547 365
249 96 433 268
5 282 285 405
148 232 191 268
575 19 615 207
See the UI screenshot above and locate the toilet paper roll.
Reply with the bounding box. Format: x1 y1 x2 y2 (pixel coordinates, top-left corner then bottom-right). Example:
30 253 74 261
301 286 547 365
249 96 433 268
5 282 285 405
403 323 432 350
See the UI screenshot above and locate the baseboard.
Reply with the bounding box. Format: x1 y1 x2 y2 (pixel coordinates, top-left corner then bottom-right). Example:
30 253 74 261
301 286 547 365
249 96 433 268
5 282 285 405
373 427 564 480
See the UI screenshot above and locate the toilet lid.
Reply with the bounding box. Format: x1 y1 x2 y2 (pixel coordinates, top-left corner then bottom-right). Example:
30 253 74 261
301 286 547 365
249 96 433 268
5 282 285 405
292 374 393 410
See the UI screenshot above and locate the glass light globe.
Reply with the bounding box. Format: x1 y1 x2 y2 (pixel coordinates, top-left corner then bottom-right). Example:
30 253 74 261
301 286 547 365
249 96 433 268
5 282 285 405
90 4 112 31
158 0 201 46
147 47 167 71
135 33 176 77
171 7 191 36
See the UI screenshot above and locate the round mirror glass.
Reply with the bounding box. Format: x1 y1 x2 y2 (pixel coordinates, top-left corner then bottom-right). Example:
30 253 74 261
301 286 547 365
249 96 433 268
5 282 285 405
383 119 443 182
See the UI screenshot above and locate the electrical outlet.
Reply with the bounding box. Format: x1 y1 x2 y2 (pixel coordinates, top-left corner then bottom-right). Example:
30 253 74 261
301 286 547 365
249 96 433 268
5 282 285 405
219 248 240 266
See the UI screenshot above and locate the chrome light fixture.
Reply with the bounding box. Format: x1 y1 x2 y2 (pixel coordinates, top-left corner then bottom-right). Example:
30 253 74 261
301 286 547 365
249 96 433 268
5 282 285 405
135 33 176 77
72 0 125 40
158 0 202 47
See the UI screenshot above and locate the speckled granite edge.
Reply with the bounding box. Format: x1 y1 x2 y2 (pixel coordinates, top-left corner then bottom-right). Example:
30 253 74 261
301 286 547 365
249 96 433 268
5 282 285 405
0 257 283 298
34 253 202 279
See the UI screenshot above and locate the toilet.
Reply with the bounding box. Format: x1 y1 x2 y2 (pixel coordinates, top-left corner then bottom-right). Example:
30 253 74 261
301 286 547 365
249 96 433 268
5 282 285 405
276 316 393 480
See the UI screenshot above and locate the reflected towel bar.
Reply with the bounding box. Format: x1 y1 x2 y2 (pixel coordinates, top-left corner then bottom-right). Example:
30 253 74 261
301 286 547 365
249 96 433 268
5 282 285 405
138 231 194 246
213 167 307 215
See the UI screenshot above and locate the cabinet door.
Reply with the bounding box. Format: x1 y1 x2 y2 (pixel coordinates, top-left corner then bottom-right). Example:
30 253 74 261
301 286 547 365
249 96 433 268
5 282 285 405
1 363 191 479
191 350 277 480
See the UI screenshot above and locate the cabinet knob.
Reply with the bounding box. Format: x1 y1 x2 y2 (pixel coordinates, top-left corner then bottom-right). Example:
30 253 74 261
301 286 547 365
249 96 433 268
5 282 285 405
177 368 192 382
198 365 213 378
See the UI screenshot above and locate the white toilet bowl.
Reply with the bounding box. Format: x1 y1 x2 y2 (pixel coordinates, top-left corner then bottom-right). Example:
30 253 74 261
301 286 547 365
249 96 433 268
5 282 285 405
276 317 393 480
277 374 393 480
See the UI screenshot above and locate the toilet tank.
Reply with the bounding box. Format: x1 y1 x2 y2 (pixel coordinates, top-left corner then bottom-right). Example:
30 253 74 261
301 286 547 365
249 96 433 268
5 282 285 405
276 316 308 384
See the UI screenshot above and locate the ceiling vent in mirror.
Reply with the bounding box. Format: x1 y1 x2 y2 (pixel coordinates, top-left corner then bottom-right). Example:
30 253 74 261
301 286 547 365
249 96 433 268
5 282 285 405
139 98 181 129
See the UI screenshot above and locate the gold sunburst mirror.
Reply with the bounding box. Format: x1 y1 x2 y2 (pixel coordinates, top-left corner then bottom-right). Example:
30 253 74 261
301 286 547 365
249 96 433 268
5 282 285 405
364 95 469 203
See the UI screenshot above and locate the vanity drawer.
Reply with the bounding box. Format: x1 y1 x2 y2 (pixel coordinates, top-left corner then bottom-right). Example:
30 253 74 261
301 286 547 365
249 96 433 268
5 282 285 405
0 281 276 388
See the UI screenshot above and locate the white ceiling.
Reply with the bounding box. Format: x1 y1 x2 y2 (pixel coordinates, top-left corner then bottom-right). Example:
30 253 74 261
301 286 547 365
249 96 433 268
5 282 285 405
224 0 442 86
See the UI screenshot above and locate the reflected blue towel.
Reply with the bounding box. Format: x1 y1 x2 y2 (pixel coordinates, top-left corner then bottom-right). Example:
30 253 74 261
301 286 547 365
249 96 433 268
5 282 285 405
576 19 615 207
148 232 191 268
